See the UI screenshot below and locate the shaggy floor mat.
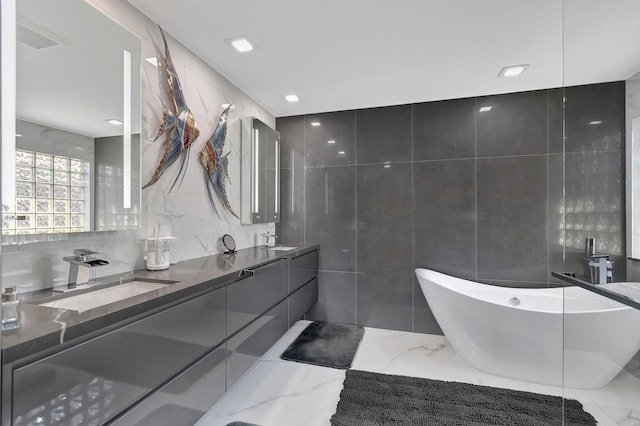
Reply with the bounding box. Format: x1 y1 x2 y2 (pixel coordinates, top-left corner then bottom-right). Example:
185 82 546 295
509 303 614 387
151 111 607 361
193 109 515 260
330 370 597 426
281 322 364 369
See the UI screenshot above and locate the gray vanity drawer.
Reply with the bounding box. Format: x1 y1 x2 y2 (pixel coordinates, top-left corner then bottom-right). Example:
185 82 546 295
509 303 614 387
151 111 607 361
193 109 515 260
289 277 318 326
227 258 288 337
111 346 226 426
289 250 319 293
11 287 225 426
226 301 288 388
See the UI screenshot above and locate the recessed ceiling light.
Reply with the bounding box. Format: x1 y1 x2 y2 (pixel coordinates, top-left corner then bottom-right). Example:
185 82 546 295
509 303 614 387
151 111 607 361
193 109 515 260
498 64 529 78
15 134 22 138
310 121 321 127
145 57 158 66
285 94 299 102
106 119 123 126
74 146 84 150
221 103 235 109
230 38 254 53
589 120 602 125
327 140 336 144
338 151 345 155
384 161 391 168
479 106 492 112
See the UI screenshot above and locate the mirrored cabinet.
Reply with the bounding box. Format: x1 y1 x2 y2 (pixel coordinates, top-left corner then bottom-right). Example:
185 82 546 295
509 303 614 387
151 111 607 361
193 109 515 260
241 117 280 224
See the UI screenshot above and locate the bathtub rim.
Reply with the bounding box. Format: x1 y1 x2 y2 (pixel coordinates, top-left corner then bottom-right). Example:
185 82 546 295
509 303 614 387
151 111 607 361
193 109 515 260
415 267 629 314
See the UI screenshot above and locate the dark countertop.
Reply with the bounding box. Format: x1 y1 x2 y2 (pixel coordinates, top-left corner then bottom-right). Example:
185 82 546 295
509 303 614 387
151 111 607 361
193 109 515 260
551 271 640 311
2 244 318 365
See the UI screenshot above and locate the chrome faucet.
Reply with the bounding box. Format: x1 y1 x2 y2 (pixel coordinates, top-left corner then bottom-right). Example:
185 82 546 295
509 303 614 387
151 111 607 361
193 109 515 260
586 255 614 284
583 237 614 284
57 249 109 292
261 230 277 248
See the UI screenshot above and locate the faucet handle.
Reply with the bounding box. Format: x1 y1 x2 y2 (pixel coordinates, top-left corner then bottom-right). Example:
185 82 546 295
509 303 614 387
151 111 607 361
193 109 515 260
73 248 98 261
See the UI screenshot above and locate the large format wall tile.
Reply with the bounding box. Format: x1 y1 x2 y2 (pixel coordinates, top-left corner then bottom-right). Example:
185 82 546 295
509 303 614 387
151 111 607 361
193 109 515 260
548 88 564 154
276 82 625 333
306 271 356 324
356 163 412 330
548 154 566 281
413 159 476 279
276 116 305 170
476 90 547 157
276 168 304 246
305 166 356 271
356 104 412 164
564 82 625 153
413 98 476 161
477 155 548 282
305 111 355 167
357 274 413 331
412 276 443 335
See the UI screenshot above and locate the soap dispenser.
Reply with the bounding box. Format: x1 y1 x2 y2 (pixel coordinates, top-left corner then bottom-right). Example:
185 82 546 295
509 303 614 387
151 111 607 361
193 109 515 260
1 287 20 330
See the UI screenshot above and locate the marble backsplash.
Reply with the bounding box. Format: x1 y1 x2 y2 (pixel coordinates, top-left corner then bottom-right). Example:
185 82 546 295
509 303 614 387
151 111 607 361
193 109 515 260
2 0 276 293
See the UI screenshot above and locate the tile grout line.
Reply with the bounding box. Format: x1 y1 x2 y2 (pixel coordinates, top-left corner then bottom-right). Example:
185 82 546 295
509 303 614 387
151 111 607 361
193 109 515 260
547 89 550 287
411 103 415 332
474 97 478 282
354 110 358 325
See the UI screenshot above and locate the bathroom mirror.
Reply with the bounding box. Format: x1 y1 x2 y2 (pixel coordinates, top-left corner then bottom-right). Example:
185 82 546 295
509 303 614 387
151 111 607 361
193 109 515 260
240 117 280 224
222 234 236 254
1 0 141 243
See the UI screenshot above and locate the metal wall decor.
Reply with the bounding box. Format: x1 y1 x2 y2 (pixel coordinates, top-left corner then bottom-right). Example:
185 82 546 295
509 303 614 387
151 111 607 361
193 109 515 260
199 105 239 218
143 26 200 190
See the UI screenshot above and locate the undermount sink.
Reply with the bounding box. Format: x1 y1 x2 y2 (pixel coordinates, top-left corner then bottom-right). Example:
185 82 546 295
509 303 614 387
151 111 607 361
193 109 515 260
267 246 298 251
38 279 177 313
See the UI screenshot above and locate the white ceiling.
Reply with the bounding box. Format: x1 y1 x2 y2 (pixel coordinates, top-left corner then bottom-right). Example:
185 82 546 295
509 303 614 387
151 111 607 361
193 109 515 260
128 0 640 117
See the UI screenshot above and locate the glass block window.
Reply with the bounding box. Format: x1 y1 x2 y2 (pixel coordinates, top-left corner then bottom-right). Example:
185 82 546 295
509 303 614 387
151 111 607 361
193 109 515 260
3 150 90 235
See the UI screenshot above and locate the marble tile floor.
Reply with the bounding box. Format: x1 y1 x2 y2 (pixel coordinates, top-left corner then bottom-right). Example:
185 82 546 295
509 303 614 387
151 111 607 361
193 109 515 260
196 320 640 426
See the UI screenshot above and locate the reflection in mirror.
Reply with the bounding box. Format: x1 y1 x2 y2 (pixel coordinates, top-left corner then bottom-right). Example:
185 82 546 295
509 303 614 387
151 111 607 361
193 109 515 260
240 117 280 224
2 0 141 242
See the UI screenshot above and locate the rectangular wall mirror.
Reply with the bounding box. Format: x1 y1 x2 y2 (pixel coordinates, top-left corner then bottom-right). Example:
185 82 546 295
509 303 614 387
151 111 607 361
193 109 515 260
1 0 141 244
241 117 280 224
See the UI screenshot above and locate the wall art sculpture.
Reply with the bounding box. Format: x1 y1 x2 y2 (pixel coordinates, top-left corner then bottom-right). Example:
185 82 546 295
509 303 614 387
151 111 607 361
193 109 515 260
199 105 239 218
143 26 200 190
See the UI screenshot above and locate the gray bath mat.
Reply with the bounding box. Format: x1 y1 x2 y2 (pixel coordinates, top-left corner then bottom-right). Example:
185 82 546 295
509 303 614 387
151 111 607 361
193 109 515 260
281 322 364 369
331 370 597 426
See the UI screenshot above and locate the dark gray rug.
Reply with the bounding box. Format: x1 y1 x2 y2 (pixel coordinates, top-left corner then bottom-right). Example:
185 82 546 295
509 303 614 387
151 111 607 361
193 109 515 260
281 322 364 369
331 370 597 426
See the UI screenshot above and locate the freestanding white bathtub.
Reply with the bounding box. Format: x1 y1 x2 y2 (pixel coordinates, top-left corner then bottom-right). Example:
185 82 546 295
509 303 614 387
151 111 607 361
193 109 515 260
415 268 640 389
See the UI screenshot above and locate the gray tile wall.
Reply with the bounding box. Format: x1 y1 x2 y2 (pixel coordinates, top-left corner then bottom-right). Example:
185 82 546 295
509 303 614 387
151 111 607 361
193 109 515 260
276 81 626 333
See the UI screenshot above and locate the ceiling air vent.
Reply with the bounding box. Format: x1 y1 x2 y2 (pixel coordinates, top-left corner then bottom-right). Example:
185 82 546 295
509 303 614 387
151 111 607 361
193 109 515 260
16 16 71 50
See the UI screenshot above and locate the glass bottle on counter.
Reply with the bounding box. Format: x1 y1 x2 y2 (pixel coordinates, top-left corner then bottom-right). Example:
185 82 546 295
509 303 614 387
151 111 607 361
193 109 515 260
2 286 20 330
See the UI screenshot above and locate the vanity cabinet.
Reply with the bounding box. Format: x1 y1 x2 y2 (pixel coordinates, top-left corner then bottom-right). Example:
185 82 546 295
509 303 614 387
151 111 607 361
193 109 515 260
110 347 226 426
240 117 280 224
289 250 319 293
4 248 319 426
227 301 288 388
227 258 288 336
11 287 225 426
289 278 319 327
